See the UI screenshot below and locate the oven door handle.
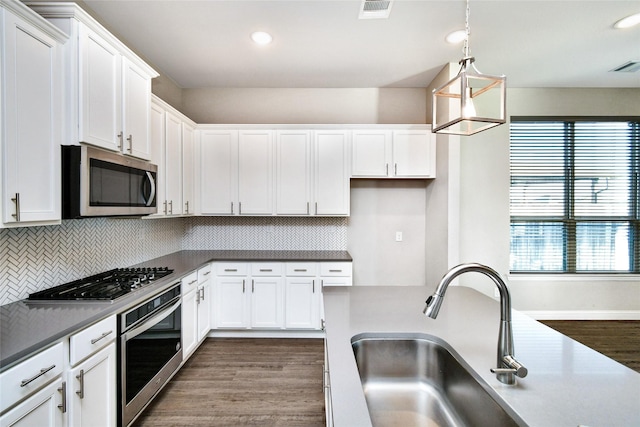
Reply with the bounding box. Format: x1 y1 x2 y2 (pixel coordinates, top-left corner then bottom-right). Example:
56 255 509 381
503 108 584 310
123 298 181 340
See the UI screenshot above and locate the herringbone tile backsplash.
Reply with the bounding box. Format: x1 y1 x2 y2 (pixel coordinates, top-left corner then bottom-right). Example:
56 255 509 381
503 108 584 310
0 216 347 305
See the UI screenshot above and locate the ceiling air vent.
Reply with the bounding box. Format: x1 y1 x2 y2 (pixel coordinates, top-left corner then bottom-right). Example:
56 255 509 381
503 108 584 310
610 60 640 73
359 0 393 19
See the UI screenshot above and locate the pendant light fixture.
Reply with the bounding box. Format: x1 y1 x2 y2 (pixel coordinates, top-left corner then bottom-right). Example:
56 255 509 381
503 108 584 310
432 0 506 135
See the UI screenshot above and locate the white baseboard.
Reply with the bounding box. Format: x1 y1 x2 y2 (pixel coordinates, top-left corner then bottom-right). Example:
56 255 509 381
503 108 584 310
522 310 640 320
207 329 325 339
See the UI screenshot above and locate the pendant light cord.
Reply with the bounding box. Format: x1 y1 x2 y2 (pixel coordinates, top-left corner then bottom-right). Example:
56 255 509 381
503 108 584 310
463 0 471 58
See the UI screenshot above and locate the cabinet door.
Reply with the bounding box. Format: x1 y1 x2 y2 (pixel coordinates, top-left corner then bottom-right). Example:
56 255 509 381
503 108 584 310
197 282 212 342
392 130 436 178
238 130 273 215
250 277 284 329
314 131 350 216
182 288 199 358
68 343 116 427
0 380 64 427
164 111 183 215
276 130 311 215
122 57 151 160
2 10 61 225
149 100 166 216
200 130 238 215
181 122 195 214
214 277 249 328
351 130 391 177
78 24 121 152
285 278 321 329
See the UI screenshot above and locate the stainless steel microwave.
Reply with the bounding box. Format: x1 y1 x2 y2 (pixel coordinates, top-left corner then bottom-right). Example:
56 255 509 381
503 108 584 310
62 145 157 218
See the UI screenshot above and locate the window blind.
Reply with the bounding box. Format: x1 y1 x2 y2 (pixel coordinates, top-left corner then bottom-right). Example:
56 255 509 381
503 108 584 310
509 119 639 273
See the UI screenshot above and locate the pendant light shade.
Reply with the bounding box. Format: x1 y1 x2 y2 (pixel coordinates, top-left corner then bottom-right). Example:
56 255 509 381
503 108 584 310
432 0 506 136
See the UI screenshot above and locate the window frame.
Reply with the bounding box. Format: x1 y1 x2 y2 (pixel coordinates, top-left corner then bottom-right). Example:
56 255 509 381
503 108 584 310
509 116 640 274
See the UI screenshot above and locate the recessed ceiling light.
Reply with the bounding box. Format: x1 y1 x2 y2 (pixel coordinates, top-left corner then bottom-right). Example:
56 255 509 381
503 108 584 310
445 29 466 44
251 31 272 45
613 12 640 29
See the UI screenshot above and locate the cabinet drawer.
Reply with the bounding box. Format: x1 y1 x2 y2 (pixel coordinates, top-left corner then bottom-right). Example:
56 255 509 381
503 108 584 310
0 341 64 413
285 262 317 276
69 315 116 366
182 270 198 294
215 262 248 276
198 263 212 283
320 262 352 277
251 263 283 276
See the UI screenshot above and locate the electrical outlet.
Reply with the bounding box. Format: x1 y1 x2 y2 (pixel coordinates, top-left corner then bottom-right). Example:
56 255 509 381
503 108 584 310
395 231 403 242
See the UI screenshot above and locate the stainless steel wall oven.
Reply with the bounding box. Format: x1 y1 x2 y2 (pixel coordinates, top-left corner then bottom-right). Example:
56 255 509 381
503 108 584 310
119 283 182 426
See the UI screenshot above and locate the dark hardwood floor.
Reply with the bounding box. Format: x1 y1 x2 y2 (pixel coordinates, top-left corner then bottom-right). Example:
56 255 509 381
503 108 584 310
132 338 326 427
133 322 639 426
541 320 640 373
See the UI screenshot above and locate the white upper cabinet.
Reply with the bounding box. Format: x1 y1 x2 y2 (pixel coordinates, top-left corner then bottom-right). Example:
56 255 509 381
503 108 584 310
1 1 67 228
199 129 238 215
181 122 196 215
392 130 436 178
314 130 350 216
164 110 183 215
276 130 312 215
30 3 158 160
238 130 273 215
352 127 436 178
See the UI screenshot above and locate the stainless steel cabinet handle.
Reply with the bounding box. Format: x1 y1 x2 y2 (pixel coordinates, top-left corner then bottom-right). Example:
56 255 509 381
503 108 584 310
21 364 56 387
75 369 84 399
225 269 238 272
200 288 205 300
163 200 168 215
169 200 173 214
11 193 20 222
294 269 307 272
386 163 389 176
203 271 211 276
242 280 245 293
90 330 113 345
307 202 310 215
252 279 255 293
394 163 398 176
231 202 234 214
259 269 272 272
185 201 189 214
127 134 133 152
188 279 197 286
315 202 318 215
196 289 201 304
239 202 242 215
117 132 123 149
57 381 67 413
329 269 342 273
313 280 315 293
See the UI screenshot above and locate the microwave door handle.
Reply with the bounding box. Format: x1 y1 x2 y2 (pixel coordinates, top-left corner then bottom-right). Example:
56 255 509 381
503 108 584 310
144 171 156 207
123 298 181 340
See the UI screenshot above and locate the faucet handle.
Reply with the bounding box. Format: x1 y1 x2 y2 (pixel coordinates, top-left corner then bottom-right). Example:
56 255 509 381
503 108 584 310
491 355 528 378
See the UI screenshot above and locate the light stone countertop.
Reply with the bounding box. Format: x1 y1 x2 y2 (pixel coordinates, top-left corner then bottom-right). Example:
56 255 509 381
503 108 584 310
323 285 640 427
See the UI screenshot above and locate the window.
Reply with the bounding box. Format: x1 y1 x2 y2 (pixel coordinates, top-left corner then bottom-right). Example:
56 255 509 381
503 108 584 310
509 119 639 273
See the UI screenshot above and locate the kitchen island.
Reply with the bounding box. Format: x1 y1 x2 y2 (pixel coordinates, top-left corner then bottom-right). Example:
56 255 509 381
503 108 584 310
323 285 640 427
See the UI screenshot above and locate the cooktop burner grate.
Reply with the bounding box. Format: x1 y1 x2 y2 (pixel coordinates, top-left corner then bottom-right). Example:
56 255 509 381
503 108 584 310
28 267 174 301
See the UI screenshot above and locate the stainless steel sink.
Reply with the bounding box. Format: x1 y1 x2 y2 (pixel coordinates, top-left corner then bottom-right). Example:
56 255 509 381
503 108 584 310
351 333 527 427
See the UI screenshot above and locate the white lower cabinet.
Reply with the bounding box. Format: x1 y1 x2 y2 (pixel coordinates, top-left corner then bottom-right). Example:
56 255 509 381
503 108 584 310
0 379 65 427
67 343 116 427
182 265 212 359
212 261 350 333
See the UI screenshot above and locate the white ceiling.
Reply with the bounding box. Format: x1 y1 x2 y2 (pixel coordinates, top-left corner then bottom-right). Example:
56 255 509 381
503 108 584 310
81 0 640 89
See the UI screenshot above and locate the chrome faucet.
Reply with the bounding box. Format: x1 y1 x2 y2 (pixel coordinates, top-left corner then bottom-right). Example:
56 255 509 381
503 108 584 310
423 263 528 385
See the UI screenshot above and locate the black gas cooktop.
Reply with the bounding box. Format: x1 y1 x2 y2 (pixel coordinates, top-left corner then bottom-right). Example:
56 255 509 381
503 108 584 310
28 267 174 301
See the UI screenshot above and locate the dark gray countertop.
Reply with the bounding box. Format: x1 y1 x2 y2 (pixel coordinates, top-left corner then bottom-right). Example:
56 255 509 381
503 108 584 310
1 249 351 370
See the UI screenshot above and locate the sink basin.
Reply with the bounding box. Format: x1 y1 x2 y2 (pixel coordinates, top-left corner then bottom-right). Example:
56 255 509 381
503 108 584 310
351 333 527 427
